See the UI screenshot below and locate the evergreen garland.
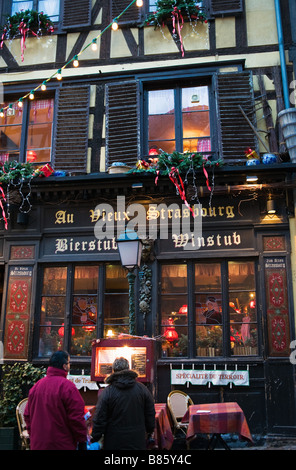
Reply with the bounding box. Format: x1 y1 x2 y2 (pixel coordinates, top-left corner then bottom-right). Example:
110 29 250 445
131 151 223 176
1 9 54 38
0 160 40 184
144 0 207 27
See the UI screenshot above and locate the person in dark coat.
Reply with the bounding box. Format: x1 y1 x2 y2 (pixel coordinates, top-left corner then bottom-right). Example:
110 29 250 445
24 351 87 450
91 357 155 450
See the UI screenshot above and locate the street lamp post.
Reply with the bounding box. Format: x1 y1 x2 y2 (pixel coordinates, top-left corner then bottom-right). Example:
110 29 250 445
116 229 143 335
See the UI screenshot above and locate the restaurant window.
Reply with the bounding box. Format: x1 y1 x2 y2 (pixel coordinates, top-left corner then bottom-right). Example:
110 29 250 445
0 98 54 165
11 0 60 22
147 83 211 156
36 263 129 358
70 266 99 356
104 264 129 337
160 260 258 358
38 266 67 357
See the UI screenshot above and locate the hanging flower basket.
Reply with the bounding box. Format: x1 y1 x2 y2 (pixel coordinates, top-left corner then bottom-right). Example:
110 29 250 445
0 10 54 61
144 1 208 56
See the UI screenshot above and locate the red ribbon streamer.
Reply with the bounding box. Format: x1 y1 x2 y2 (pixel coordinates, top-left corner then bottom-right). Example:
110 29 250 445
18 22 29 62
203 164 211 191
169 167 195 217
0 185 8 230
172 7 184 57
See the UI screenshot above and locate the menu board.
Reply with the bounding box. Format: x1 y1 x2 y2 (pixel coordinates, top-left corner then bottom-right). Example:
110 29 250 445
91 338 154 383
95 347 147 378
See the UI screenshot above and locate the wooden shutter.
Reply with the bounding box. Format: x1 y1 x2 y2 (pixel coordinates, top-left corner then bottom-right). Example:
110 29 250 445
62 0 92 29
209 0 243 16
215 71 257 165
105 80 140 167
52 85 90 173
111 0 142 25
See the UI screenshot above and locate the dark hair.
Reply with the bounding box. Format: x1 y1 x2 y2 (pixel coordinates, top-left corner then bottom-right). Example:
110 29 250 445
112 357 129 373
49 351 69 369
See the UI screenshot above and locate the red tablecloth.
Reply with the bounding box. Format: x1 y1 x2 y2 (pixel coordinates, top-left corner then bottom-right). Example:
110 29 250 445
154 403 174 450
182 402 253 443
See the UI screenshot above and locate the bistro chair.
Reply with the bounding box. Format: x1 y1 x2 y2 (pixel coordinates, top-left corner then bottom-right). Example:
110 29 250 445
167 390 193 436
16 398 30 450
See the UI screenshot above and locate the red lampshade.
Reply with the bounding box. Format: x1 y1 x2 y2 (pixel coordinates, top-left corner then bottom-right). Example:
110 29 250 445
178 304 187 315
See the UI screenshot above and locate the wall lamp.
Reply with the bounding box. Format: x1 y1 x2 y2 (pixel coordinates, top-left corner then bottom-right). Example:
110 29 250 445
267 195 276 214
117 229 143 335
246 175 258 183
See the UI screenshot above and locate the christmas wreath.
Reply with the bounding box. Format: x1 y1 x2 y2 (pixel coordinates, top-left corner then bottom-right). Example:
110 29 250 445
144 1 207 56
0 10 54 61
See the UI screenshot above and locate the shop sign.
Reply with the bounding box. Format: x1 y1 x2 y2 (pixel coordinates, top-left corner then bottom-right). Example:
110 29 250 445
67 374 98 390
171 369 249 386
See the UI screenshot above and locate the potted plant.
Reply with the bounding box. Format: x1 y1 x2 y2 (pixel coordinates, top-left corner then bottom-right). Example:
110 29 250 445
0 362 46 450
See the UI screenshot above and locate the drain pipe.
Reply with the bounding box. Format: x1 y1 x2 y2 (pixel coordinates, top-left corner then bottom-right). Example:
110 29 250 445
274 0 290 109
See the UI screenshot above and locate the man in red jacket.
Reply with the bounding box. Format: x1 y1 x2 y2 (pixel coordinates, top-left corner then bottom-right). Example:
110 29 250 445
24 351 87 450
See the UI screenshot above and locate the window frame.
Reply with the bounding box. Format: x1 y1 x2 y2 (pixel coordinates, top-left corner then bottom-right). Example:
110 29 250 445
159 258 261 360
33 262 130 360
142 74 217 158
0 92 55 165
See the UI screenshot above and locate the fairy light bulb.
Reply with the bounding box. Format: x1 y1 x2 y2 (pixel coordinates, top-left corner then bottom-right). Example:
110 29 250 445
57 69 62 80
112 19 118 31
18 98 23 108
136 0 143 6
73 55 79 67
41 81 47 91
29 90 35 100
91 38 97 51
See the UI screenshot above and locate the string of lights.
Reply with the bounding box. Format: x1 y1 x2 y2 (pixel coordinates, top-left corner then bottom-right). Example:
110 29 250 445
0 0 143 116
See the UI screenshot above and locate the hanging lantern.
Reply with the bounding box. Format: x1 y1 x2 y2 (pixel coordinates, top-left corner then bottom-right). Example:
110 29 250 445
58 323 75 336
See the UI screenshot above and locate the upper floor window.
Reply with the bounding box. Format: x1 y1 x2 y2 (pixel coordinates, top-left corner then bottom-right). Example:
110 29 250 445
0 97 54 165
147 84 211 155
11 0 60 22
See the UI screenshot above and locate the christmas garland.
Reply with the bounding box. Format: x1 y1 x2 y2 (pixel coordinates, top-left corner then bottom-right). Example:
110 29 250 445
0 161 52 229
0 10 54 61
144 1 207 56
145 0 207 26
130 151 224 216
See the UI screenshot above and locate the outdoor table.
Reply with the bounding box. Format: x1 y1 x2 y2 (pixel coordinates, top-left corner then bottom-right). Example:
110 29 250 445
153 403 174 450
182 402 253 450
